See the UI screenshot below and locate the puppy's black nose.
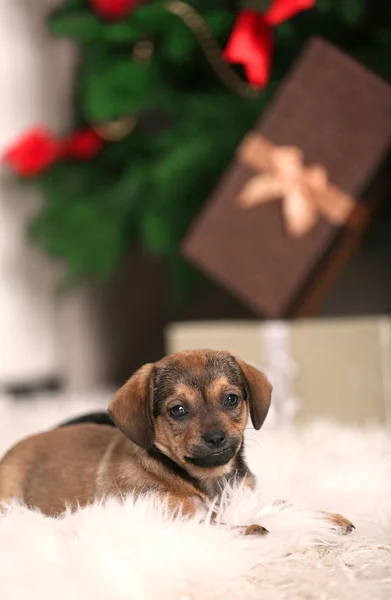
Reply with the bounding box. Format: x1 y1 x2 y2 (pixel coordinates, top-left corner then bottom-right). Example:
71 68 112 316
203 429 226 449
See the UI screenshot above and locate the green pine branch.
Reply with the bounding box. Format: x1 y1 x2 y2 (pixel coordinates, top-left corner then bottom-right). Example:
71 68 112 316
12 0 390 300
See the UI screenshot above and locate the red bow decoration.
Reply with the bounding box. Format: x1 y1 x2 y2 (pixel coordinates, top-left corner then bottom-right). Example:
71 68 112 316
63 129 104 160
3 129 62 177
223 0 316 88
89 0 143 21
3 127 104 177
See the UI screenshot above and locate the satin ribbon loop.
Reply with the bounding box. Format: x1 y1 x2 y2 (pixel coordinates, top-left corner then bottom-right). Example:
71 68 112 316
237 133 355 238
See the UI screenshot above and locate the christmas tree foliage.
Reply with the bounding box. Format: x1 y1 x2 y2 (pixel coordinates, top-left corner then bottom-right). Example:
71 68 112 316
4 0 391 297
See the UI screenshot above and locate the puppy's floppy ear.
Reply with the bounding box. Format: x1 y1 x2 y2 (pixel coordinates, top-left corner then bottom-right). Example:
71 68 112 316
108 363 156 448
235 357 272 429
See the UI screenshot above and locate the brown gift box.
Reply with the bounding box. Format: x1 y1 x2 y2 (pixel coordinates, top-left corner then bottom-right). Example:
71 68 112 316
182 38 391 318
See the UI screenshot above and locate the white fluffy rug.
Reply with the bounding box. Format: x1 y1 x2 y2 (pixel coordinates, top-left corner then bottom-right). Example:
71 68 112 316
0 393 390 600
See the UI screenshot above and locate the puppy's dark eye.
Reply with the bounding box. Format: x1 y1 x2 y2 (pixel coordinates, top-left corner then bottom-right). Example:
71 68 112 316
222 394 240 408
168 405 188 419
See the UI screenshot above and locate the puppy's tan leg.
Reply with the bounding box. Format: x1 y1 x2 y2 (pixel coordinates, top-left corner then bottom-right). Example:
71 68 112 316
244 524 269 536
243 473 256 490
272 499 354 534
321 511 355 534
211 518 269 536
162 493 269 536
162 493 208 517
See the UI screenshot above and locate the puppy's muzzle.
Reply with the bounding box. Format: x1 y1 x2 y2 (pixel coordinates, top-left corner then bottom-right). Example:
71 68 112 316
185 432 239 468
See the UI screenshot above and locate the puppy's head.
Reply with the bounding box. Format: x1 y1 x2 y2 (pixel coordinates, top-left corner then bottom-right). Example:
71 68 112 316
108 350 272 475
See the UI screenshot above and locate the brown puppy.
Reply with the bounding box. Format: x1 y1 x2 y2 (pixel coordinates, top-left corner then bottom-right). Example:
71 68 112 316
0 349 354 534
0 350 270 518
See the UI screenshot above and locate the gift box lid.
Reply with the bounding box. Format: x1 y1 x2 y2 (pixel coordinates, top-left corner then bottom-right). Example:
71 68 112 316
182 38 391 318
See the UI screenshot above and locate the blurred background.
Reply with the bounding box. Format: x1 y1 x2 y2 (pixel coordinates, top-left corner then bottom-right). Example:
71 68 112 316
0 0 390 430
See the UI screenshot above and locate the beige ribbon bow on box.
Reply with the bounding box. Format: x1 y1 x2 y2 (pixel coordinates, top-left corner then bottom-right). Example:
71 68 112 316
237 133 355 238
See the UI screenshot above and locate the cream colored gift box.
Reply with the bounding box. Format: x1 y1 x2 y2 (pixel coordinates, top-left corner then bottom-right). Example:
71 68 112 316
165 317 391 427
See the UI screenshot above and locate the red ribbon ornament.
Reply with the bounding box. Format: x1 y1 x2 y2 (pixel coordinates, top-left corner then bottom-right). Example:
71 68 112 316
3 129 63 177
89 0 143 21
63 129 104 160
223 0 316 88
3 127 104 177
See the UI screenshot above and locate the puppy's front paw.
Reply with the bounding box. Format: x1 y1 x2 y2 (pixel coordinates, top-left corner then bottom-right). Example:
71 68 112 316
187 495 208 518
178 496 208 518
165 494 208 518
322 511 355 535
245 524 269 536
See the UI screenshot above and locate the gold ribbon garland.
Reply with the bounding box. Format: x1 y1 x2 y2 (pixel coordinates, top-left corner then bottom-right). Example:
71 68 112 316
165 0 261 99
91 39 154 141
93 115 138 142
92 2 260 141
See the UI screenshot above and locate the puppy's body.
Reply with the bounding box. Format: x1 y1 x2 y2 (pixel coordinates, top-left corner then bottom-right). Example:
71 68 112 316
0 351 267 517
0 423 241 516
0 350 355 534
0 425 115 515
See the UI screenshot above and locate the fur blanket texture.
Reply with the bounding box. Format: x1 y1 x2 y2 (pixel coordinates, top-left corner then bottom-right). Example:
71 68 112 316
0 392 390 600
